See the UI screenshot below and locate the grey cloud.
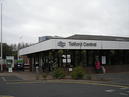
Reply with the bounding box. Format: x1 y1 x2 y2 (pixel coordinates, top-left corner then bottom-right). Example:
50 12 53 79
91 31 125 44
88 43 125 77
1 0 129 44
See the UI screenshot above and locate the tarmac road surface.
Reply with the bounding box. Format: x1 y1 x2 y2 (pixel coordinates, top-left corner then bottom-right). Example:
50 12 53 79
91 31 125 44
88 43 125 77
0 76 129 97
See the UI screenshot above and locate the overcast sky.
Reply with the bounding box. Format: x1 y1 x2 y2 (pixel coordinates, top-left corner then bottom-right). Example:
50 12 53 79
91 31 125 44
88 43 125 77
1 0 129 44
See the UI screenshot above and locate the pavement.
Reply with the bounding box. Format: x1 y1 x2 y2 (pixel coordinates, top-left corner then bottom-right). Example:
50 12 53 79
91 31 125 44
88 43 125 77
0 71 129 86
0 72 36 81
94 72 129 86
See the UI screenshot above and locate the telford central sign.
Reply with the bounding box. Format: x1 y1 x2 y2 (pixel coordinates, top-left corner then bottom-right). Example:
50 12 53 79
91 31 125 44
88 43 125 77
69 42 96 47
57 41 97 48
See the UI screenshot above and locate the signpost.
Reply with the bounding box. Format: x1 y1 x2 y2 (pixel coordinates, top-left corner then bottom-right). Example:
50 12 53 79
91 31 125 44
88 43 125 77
0 57 3 72
102 56 106 64
6 56 14 72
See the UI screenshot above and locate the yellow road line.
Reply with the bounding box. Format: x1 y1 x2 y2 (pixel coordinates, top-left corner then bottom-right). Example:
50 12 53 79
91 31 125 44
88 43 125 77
47 80 129 88
7 81 41 84
62 81 129 88
0 95 14 97
6 80 129 88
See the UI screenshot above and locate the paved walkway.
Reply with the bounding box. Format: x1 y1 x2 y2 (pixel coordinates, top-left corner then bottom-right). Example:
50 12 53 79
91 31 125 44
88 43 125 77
0 72 36 81
0 71 129 86
94 72 129 86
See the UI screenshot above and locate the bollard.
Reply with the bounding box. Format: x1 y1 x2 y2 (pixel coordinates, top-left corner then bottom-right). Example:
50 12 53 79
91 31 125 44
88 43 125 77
36 66 39 80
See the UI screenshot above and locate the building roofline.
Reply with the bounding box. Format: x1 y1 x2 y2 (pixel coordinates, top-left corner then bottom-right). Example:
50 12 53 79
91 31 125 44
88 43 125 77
20 34 129 50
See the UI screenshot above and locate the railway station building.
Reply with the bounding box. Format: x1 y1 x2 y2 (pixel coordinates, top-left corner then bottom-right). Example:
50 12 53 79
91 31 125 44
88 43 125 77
19 34 129 73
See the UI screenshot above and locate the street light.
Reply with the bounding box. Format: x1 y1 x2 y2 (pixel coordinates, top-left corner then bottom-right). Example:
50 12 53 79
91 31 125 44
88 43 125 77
0 0 3 72
18 35 23 60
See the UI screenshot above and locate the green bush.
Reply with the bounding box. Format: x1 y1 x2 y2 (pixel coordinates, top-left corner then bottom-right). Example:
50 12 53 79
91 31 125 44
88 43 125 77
86 74 92 80
42 73 47 80
71 66 85 79
53 68 65 79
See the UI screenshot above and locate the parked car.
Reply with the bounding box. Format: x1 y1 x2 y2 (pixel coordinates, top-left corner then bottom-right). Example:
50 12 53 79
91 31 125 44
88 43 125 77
16 63 24 71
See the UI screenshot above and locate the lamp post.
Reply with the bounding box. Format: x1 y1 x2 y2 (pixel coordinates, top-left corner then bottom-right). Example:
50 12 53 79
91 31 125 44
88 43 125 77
0 0 3 72
18 35 23 60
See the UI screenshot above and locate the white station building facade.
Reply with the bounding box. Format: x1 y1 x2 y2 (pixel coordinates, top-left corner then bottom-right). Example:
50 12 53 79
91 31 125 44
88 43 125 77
19 34 129 72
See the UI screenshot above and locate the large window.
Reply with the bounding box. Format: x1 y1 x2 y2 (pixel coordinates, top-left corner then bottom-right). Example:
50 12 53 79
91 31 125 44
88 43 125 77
87 51 94 66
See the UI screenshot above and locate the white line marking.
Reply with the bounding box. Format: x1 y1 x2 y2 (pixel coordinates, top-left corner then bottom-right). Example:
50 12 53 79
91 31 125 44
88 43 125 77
1 77 7 81
120 93 128 96
105 89 115 93
120 87 129 90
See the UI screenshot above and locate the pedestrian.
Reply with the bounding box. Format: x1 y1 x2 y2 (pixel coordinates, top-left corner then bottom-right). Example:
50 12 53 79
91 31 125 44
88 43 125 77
95 61 101 73
95 56 101 73
101 65 106 74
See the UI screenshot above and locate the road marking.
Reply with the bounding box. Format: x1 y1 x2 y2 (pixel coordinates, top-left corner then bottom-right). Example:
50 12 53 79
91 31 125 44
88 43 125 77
120 93 128 96
105 89 115 93
0 95 14 97
7 80 129 89
120 87 129 90
1 77 7 81
61 81 129 88
6 81 42 84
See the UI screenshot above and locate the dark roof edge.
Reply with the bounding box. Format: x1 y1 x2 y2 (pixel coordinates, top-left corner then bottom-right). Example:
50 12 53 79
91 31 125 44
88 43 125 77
67 34 129 39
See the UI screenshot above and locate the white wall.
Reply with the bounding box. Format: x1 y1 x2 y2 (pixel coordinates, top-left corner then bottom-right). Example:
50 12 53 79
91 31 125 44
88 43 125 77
102 41 129 49
19 39 55 55
19 39 129 55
